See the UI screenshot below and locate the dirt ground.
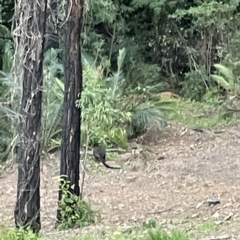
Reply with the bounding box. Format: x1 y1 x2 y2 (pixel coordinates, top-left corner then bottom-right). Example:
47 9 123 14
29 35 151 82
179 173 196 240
1 122 240 240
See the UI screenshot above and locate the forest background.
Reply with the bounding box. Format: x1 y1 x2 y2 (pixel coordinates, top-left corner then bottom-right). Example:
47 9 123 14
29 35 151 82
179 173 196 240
0 0 240 165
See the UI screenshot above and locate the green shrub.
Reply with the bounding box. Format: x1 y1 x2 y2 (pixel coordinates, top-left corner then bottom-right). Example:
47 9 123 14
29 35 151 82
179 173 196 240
57 178 97 230
0 227 44 240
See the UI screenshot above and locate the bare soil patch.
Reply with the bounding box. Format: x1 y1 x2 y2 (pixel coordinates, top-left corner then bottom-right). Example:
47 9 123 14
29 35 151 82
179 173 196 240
1 123 240 239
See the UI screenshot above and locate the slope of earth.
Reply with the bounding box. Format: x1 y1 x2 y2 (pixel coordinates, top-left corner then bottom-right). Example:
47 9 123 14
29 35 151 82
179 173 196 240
1 123 240 240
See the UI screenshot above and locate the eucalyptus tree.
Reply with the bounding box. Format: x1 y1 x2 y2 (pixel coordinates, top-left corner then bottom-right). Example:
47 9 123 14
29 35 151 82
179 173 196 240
13 0 47 232
56 0 84 224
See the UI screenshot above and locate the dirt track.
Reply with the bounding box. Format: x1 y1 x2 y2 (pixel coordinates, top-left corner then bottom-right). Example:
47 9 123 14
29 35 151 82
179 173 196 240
1 123 240 239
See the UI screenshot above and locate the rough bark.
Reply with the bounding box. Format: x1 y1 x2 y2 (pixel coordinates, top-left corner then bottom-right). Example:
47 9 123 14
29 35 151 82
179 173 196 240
13 0 47 233
44 0 59 52
57 0 84 222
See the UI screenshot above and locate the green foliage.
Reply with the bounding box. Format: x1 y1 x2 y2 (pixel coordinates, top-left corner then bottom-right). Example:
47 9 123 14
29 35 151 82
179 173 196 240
57 178 97 230
211 63 240 95
0 72 15 160
0 25 15 160
123 218 158 235
107 48 172 139
166 100 240 129
42 49 64 153
196 221 218 232
223 30 240 66
0 24 12 50
0 1 14 29
2 0 240 162
83 0 169 94
181 66 210 101
147 229 189 240
40 47 173 151
142 219 158 229
0 227 43 240
202 88 223 105
76 227 189 240
78 48 172 146
128 102 167 139
0 48 64 158
0 71 18 162
125 62 167 95
1 40 14 73
77 49 132 148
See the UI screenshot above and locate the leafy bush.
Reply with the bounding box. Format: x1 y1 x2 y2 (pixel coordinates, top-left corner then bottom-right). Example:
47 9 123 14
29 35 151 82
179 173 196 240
181 66 210 101
57 178 97 230
0 43 173 159
127 101 168 139
77 49 132 148
77 48 173 146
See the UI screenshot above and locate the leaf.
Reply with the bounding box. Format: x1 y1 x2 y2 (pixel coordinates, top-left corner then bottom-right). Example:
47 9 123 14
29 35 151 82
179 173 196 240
213 64 235 85
211 74 231 90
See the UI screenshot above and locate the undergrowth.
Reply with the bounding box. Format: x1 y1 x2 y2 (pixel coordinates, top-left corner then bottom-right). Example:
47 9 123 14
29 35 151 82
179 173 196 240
0 227 44 240
196 221 218 232
57 179 97 230
0 226 189 240
165 99 240 129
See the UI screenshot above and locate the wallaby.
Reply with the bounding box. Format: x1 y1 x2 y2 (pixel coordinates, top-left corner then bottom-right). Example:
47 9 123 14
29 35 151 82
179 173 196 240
93 144 120 169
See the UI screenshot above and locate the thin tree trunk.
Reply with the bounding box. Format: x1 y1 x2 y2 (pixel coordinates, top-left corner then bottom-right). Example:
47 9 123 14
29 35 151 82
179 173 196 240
13 0 47 233
57 0 84 222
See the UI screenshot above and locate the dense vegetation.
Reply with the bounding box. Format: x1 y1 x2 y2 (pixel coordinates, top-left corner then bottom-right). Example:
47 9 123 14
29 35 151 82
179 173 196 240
1 0 240 239
1 0 240 159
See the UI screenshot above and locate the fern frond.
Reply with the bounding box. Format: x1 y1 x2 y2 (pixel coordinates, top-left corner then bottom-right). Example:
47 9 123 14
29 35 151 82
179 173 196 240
132 102 167 131
106 48 127 100
213 64 235 85
211 74 231 90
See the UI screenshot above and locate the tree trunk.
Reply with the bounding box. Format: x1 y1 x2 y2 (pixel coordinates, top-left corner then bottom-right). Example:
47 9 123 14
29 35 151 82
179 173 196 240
44 0 59 53
57 0 84 222
13 0 47 233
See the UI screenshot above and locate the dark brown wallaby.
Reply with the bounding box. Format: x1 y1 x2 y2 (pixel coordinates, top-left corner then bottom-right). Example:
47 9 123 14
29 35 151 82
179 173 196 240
93 144 120 169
